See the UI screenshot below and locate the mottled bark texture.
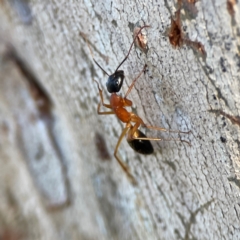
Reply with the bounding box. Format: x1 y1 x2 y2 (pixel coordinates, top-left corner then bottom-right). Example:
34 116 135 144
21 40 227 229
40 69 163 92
0 0 240 239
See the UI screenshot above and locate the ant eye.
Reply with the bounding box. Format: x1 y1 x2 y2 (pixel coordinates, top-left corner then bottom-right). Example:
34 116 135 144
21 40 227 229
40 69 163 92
106 70 124 93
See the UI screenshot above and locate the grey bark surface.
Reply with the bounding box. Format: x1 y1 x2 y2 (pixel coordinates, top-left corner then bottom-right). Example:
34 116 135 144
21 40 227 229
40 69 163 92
0 0 240 239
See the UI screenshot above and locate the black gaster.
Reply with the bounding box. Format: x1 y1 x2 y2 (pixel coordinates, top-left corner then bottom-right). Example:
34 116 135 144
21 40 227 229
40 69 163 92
106 70 124 93
127 129 154 155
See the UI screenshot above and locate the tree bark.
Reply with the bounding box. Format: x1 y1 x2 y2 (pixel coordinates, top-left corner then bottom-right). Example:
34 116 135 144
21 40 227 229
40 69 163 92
0 0 240 239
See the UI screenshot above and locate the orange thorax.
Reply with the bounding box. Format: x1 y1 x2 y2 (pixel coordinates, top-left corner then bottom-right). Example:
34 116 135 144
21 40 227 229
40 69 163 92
110 93 133 123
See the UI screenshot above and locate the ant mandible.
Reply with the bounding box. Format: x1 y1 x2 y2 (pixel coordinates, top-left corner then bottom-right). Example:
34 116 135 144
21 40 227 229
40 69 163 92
90 25 190 184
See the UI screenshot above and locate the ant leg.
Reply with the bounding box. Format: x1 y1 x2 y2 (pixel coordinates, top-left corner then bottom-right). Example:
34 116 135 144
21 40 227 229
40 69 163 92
97 103 114 115
134 135 191 146
93 79 115 114
114 126 137 185
115 25 150 72
128 117 191 146
145 125 191 135
142 125 191 146
93 79 112 108
124 64 147 99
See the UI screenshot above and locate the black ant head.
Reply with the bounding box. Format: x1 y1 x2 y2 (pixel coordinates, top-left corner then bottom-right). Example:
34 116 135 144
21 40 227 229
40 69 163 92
106 70 124 93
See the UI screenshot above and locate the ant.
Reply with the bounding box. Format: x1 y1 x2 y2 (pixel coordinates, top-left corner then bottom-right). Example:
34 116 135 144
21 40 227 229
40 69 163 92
89 25 191 184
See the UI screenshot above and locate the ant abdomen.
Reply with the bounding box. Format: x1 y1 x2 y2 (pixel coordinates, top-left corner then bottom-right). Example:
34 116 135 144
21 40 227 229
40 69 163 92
127 129 154 155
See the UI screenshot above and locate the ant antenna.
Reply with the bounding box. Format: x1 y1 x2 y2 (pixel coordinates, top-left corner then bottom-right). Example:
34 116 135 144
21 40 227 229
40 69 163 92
93 59 110 76
115 25 150 72
82 32 110 76
83 25 150 76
